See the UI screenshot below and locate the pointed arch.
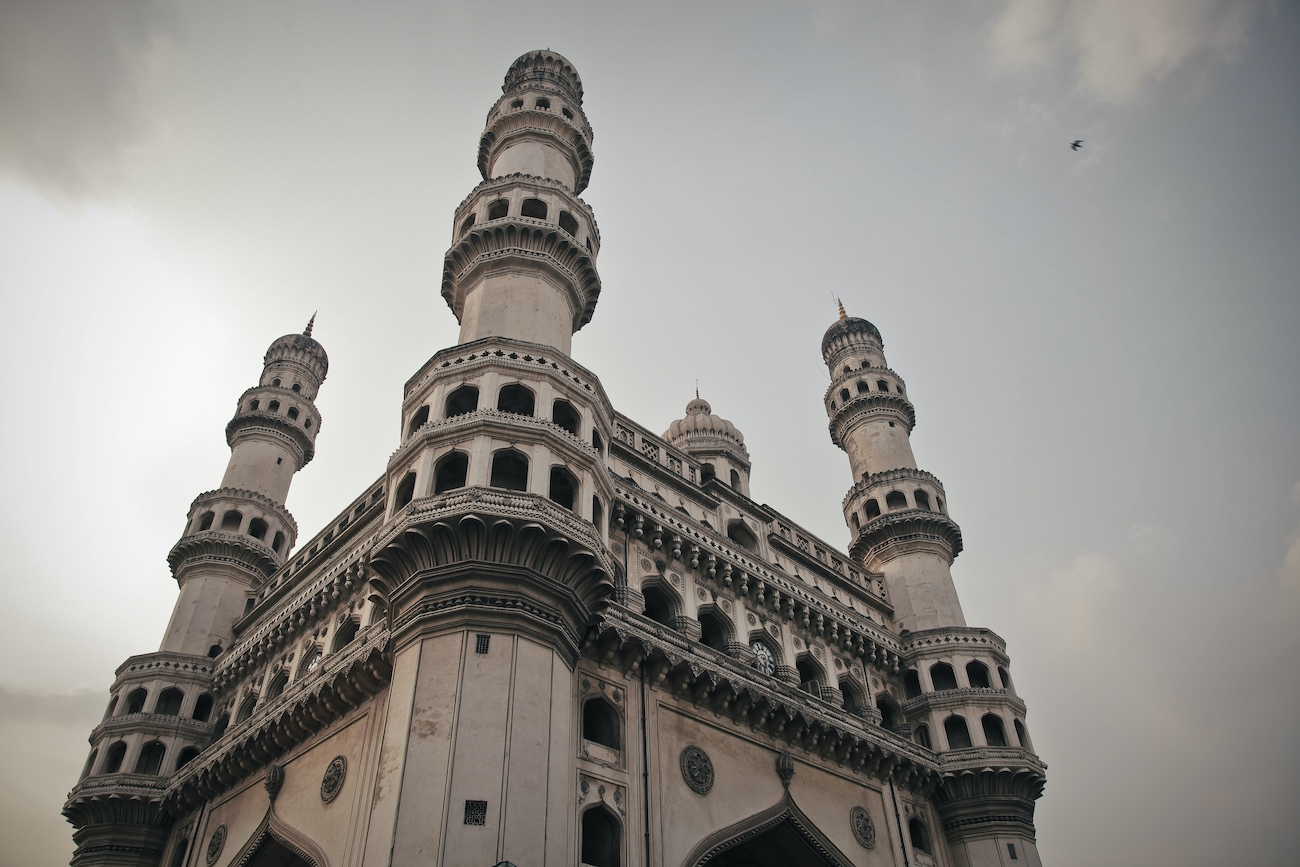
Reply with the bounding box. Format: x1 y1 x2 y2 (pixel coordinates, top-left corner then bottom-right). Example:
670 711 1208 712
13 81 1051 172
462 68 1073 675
229 809 332 867
682 793 855 867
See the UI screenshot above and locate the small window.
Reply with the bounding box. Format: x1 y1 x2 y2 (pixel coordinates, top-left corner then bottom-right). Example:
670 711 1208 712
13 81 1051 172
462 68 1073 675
487 199 509 220
175 747 201 771
727 520 758 552
464 800 487 825
271 378 281 387
998 666 1012 689
81 748 98 780
582 697 620 750
700 463 716 484
914 490 931 510
197 511 215 531
592 496 603 531
520 198 548 219
982 713 1008 747
904 669 922 698
840 388 850 402
248 399 259 411
535 97 550 110
1009 843 1019 860
207 644 223 659
235 695 257 724
642 586 675 628
268 400 280 412
581 806 621 867
930 662 958 691
914 723 932 748
460 214 476 235
562 107 574 119
851 513 860 531
102 741 127 774
877 379 889 392
155 687 183 716
966 660 991 689
475 634 490 654
552 399 579 434
908 818 931 855
394 472 417 509
558 211 579 235
134 741 166 775
876 696 899 729
857 381 868 393
1014 718 1029 749
248 518 268 541
510 99 523 109
729 468 740 488
406 405 430 437
103 696 118 720
272 531 285 553
865 499 881 519
944 715 973 749
434 451 469 494
445 384 479 417
490 450 529 492
699 608 731 652
332 617 359 651
592 429 603 452
287 407 299 420
796 658 823 697
549 466 577 510
220 510 243 531
125 687 148 715
265 670 288 700
291 383 301 393
193 693 213 722
497 383 535 416
885 491 907 511
839 680 867 716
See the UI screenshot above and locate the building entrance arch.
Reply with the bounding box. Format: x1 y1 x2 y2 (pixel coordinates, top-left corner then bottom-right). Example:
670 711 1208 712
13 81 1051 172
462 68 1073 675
682 795 854 867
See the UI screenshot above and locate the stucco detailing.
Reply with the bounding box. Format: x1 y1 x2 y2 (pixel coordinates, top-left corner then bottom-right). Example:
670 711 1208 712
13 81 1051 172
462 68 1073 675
684 793 856 867
679 745 715 794
264 764 284 802
205 825 225 864
502 49 585 104
827 393 918 445
477 110 594 193
320 756 346 803
850 510 965 566
850 805 877 848
166 531 281 580
775 751 795 788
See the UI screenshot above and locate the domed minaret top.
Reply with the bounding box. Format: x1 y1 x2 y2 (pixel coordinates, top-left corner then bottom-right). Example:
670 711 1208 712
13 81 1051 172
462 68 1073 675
664 393 752 495
502 49 585 105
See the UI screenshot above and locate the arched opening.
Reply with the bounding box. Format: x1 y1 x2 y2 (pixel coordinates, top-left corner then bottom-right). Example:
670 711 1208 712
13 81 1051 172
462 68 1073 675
209 713 229 743
904 669 922 698
839 388 850 402
729 468 740 488
699 608 732 652
549 465 578 510
839 679 867 715
460 214 476 235
641 585 676 628
592 428 603 452
245 836 317 867
487 199 509 220
169 837 190 867
271 378 281 387
433 451 469 494
445 384 479 417
197 511 215 531
580 805 621 867
81 749 98 779
248 399 260 411
332 617 359 651
558 211 579 235
683 801 853 866
908 818 931 855
856 380 868 393
265 670 289 701
796 658 823 698
944 715 973 749
930 662 958 691
534 97 550 110
877 379 889 392
103 696 118 719
298 648 322 678
885 491 907 511
102 741 127 774
220 510 243 531
700 463 716 484
520 197 548 219
393 472 417 509
207 644 223 659
998 666 1012 690
850 513 860 531
727 520 758 552
134 741 166 775
235 694 257 724
582 696 620 750
248 518 268 541
966 660 992 689
876 695 900 729
125 687 147 715
936 495 945 512
268 400 280 412
914 724 932 748
175 746 201 771
1014 718 1030 749
982 713 1008 747
552 399 580 434
407 405 430 437
272 531 285 553
865 499 881 519
914 490 931 510
287 407 299 421
592 496 604 532
490 449 529 491
497 383 535 416
155 687 183 716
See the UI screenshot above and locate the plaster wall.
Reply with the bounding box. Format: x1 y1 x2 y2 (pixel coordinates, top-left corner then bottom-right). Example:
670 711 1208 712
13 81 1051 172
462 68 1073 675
160 570 252 655
222 437 297 502
881 553 966 631
457 270 576 354
491 139 577 190
844 419 916 479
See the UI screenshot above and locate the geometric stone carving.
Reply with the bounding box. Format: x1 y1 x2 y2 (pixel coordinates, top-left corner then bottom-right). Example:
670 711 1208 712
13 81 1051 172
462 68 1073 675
205 825 226 864
679 745 714 795
320 756 347 803
850 805 876 849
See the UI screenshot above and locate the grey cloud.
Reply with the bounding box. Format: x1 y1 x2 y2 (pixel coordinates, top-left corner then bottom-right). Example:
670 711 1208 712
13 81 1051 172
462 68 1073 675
986 0 1264 105
0 0 170 204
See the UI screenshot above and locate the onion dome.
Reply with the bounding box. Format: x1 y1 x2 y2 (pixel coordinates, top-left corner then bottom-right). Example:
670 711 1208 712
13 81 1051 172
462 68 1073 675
264 314 329 384
821 300 883 362
663 395 748 456
503 50 584 105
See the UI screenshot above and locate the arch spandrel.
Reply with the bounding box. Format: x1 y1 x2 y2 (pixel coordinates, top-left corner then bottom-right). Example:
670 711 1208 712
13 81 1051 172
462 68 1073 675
682 794 856 867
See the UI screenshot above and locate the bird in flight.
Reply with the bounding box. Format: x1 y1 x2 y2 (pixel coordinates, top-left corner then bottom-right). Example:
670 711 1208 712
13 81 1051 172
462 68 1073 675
1071 140 1084 151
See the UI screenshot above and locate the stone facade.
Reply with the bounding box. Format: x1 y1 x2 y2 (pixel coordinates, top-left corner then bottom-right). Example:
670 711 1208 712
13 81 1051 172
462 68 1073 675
65 51 1046 867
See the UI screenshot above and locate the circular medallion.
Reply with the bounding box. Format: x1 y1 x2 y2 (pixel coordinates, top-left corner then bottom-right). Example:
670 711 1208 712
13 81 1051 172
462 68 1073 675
320 755 347 803
205 825 226 864
679 745 714 795
751 641 776 676
850 806 876 849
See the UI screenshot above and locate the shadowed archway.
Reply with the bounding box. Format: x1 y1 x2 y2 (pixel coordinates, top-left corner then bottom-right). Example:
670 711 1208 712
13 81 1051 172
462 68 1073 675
683 794 854 867
227 809 331 867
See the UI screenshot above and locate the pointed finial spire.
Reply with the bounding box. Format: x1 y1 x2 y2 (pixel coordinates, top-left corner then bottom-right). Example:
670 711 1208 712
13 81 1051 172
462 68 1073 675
304 312 317 337
696 380 700 399
836 297 847 321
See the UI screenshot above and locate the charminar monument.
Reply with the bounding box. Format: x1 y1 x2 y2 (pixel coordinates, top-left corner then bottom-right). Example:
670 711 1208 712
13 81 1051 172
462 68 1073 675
65 51 1046 867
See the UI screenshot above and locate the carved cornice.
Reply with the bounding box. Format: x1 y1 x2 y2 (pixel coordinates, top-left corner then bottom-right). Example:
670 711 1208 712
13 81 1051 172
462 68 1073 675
391 408 601 470
225 411 315 465
166 532 280 580
850 510 963 567
187 487 299 537
587 610 940 794
114 651 215 682
841 469 946 512
442 220 601 330
164 627 392 815
453 172 600 246
900 627 1007 659
828 393 917 446
823 366 906 403
502 50 585 105
478 110 594 194
901 688 1026 717
64 773 170 828
90 712 212 745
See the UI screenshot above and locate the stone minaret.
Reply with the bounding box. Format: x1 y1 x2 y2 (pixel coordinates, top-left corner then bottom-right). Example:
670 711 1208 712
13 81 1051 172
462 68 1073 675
64 321 326 866
822 305 964 632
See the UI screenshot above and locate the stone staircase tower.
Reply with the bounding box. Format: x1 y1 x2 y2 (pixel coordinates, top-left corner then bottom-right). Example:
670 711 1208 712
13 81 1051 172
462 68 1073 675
64 321 327 866
823 305 1046 865
361 50 619 866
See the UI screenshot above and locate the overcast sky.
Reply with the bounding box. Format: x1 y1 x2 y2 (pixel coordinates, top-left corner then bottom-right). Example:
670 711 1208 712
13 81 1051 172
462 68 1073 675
1 1 1297 864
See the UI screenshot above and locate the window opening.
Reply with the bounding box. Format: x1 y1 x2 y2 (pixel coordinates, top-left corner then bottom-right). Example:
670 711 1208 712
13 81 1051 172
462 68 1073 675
727 520 758 552
460 214 476 235
914 724 932 748
220 510 243 531
796 659 822 698
198 511 215 531
581 806 621 867
464 800 487 825
549 466 577 510
534 97 550 109
944 715 973 749
642 586 675 628
904 669 922 698
103 741 127 774
272 531 285 553
552 399 579 434
155 687 183 716
475 634 490 654
520 198 548 219
930 662 958 691
490 450 529 491
248 518 268 540
497 383 535 416
332 617 359 652
885 490 907 511
268 400 280 412
966 660 991 688
876 696 899 729
125 688 147 715
914 490 931 510
558 210 579 235
291 383 301 393
134 741 166 775
908 818 931 855
592 429 603 451
699 609 731 652
175 747 201 771
982 713 1008 746
592 496 604 531
235 695 257 724
445 384 479 417
394 472 417 509
407 405 430 437
434 451 469 494
582 697 620 750
487 199 509 220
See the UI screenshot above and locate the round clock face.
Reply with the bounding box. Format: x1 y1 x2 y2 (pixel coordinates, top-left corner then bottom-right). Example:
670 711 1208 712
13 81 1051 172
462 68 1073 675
751 642 776 676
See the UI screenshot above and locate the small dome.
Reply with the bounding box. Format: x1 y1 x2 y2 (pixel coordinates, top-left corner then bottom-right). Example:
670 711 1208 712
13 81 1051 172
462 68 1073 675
264 317 329 382
821 314 883 359
502 50 584 105
664 395 747 452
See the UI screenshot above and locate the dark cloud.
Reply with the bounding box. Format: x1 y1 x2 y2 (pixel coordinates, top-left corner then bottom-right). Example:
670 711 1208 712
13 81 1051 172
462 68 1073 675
0 0 170 204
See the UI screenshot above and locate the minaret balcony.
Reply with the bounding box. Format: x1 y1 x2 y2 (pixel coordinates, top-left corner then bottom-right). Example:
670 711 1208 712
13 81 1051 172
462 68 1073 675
478 108 594 193
827 391 917 447
167 530 281 580
843 468 949 529
850 509 964 568
225 404 318 467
